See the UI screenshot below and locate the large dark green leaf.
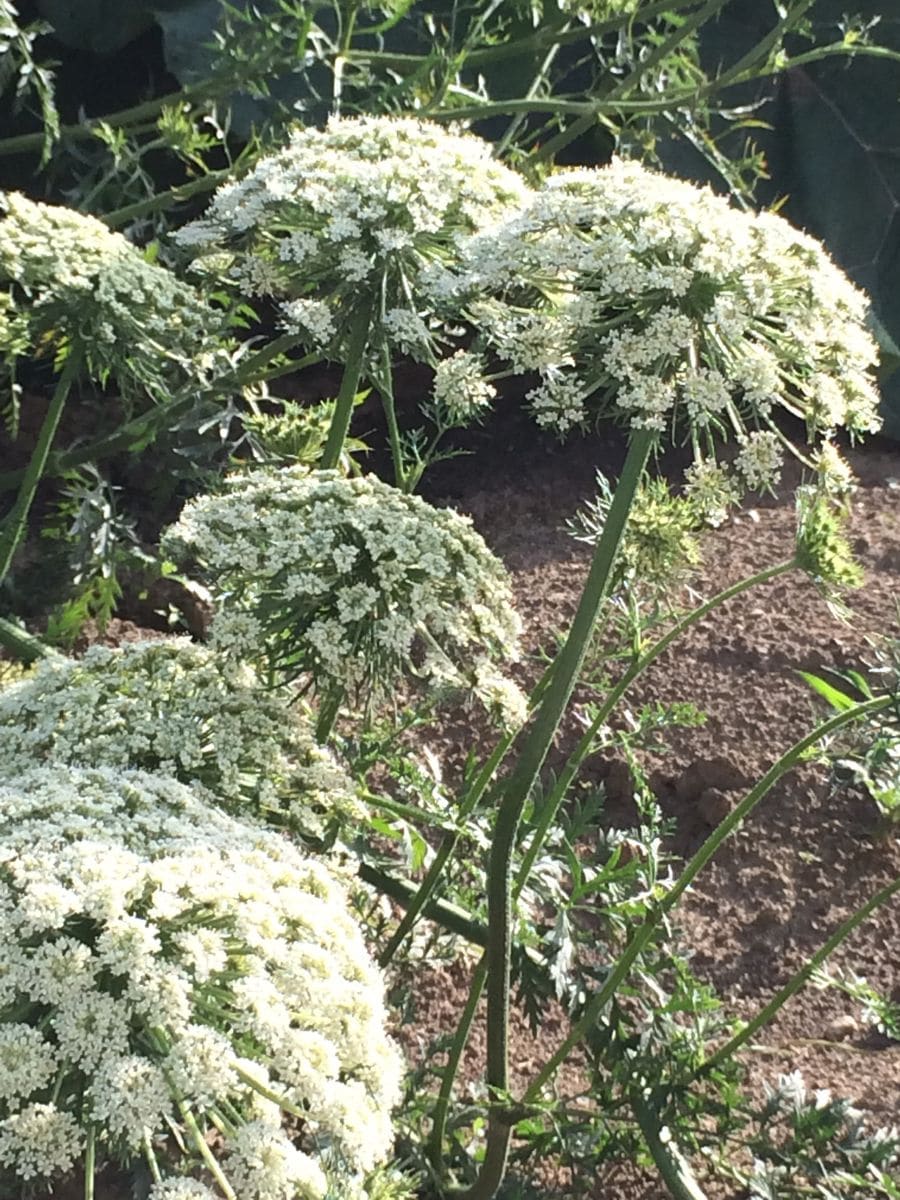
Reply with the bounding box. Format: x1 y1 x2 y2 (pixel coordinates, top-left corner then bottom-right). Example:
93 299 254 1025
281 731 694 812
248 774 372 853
36 0 157 53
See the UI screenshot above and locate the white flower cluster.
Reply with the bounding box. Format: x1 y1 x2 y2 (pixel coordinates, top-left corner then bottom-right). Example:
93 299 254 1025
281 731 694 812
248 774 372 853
0 192 223 399
432 350 497 425
0 766 402 1196
425 158 882 488
0 639 359 839
162 468 524 721
174 116 528 361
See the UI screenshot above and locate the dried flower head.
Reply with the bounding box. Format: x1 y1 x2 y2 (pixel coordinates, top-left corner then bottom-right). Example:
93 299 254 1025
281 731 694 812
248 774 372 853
162 468 524 722
0 639 358 840
0 192 224 404
426 158 882 487
174 116 528 361
0 765 402 1194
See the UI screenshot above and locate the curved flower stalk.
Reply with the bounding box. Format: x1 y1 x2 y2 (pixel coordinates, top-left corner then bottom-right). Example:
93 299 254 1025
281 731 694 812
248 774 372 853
0 765 403 1199
172 115 530 476
162 468 525 737
425 158 881 486
0 639 359 841
0 193 228 586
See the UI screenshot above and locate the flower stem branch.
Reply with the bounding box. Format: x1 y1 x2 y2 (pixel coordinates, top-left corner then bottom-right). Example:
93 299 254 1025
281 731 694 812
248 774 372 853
522 696 892 1104
516 559 795 889
462 429 654 1200
700 872 900 1076
0 350 81 587
321 311 371 469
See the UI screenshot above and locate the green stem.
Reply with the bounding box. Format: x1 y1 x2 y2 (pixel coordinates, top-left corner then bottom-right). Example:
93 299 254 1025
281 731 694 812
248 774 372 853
515 559 795 891
0 345 322 494
463 429 654 1200
0 88 205 158
531 0 728 165
0 351 81 586
346 0 707 72
710 0 817 94
630 1090 709 1200
522 696 891 1103
359 862 491 950
429 953 488 1174
84 1126 96 1200
426 563 793 1183
0 616 59 663
700 873 900 1076
320 311 371 469
377 726 518 967
102 167 234 228
315 687 345 743
176 1100 237 1200
377 341 406 490
143 1132 163 1185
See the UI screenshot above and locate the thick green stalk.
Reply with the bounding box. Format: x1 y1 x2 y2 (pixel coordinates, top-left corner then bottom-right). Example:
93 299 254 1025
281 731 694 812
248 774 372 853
630 1090 709 1200
429 559 795 1179
377 728 517 967
0 617 58 663
315 687 345 743
515 559 795 890
84 1126 96 1200
429 953 488 1173
0 351 81 586
102 167 234 228
463 429 654 1200
522 696 891 1103
359 862 490 949
377 342 407 490
320 312 371 469
700 873 900 1076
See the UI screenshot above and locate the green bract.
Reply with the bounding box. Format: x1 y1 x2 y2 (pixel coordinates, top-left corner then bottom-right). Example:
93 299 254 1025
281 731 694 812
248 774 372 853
162 468 525 723
0 765 402 1198
173 115 529 362
0 639 359 840
425 158 881 488
0 191 224 403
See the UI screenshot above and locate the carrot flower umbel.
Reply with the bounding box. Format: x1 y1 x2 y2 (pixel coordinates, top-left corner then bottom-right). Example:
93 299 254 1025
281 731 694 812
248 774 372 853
163 468 525 727
0 765 402 1198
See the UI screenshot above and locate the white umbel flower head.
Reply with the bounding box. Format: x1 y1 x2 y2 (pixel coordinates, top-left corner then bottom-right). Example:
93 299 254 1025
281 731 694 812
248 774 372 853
0 192 224 402
173 115 528 360
0 639 359 840
0 765 402 1193
163 468 524 720
426 158 882 489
